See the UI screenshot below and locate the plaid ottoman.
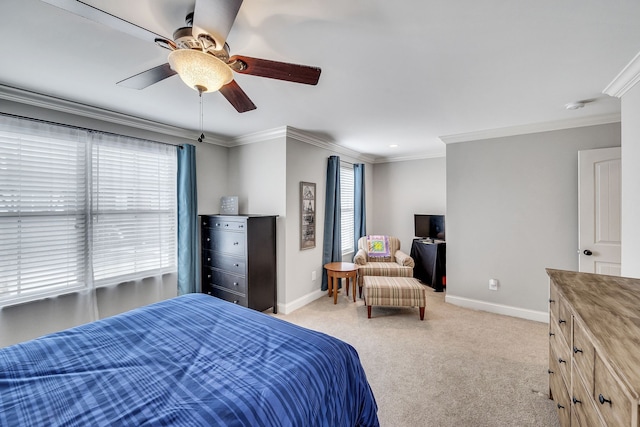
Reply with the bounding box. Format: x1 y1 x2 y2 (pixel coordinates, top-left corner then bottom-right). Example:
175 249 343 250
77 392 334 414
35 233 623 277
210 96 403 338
363 276 427 320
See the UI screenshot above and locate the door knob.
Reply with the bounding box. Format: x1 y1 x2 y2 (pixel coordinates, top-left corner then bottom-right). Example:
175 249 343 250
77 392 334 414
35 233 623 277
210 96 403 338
583 249 593 256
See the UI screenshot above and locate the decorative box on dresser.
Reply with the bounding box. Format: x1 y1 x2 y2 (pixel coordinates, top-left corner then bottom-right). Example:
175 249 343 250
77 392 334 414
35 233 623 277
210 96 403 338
201 214 277 313
547 269 640 426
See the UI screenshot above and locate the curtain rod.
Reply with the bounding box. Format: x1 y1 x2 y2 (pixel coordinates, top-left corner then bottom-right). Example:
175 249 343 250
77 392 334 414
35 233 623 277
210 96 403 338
0 111 183 149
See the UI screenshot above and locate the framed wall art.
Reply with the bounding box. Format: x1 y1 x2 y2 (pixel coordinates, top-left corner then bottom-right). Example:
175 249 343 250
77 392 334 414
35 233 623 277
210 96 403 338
300 181 316 249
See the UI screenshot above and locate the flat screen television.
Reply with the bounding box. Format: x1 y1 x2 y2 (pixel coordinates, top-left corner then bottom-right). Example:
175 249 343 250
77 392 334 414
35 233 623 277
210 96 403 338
414 214 445 241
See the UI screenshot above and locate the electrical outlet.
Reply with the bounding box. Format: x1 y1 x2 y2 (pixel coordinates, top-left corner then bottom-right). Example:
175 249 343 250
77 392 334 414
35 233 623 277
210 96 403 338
311 270 317 281
489 279 499 291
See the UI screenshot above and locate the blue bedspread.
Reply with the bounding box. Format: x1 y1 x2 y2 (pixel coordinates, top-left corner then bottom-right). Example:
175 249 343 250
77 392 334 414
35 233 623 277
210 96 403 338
0 294 379 426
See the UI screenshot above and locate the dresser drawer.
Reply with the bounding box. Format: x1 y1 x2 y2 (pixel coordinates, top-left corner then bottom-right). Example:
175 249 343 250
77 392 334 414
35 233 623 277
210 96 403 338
549 312 562 348
202 251 246 275
594 354 631 427
203 229 246 256
572 361 605 427
572 316 595 394
204 285 248 307
550 330 571 388
549 347 564 397
557 296 572 346
203 268 247 294
549 283 560 320
203 218 246 231
549 348 571 427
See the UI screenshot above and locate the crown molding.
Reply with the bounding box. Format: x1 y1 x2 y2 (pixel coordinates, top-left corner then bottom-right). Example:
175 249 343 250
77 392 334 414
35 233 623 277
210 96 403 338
440 113 620 144
373 151 446 164
233 125 448 164
286 127 377 164
231 126 288 145
230 125 376 163
0 84 229 145
603 51 640 98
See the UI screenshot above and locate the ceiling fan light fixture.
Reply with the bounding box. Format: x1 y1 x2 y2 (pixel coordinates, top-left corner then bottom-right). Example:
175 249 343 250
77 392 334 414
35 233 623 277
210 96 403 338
168 49 233 93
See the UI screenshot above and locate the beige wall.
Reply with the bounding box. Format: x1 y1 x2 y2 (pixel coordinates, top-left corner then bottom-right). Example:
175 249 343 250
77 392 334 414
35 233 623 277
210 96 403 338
283 138 373 311
196 143 229 215
372 157 447 252
445 123 620 320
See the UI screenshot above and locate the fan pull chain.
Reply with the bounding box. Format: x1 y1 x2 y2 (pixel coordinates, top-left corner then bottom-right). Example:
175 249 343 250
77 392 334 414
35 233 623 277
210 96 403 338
197 86 205 143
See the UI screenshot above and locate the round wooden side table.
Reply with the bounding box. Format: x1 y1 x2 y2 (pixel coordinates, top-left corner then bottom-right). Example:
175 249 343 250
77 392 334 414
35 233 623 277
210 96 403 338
324 262 358 304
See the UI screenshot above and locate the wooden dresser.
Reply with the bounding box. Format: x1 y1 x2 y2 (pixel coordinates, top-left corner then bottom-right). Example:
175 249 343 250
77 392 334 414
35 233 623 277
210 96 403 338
201 214 277 313
547 269 640 426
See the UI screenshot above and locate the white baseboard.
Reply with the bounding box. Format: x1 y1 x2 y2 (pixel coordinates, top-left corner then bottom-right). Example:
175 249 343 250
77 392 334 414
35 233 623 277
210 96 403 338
445 294 549 323
278 289 325 314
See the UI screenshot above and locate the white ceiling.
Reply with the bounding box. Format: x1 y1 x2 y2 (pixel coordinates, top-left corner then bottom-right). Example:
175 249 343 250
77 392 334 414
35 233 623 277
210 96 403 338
1 0 639 161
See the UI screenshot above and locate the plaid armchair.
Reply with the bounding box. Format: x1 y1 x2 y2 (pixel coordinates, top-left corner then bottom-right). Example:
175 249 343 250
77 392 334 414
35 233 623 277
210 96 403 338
353 236 414 297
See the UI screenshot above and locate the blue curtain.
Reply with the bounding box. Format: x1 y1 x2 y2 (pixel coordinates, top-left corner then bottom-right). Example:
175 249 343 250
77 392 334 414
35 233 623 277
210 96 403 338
177 144 199 295
322 155 341 291
354 163 367 250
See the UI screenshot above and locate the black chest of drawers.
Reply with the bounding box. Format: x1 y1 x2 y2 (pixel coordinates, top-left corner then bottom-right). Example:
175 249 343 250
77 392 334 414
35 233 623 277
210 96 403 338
200 214 277 313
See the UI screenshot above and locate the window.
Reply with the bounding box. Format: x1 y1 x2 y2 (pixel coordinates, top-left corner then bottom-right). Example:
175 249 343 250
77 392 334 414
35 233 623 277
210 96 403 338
91 135 176 284
0 115 177 306
340 163 354 255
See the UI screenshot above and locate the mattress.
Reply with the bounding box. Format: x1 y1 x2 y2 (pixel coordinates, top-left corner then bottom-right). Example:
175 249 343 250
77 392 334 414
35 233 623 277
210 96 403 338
0 293 379 426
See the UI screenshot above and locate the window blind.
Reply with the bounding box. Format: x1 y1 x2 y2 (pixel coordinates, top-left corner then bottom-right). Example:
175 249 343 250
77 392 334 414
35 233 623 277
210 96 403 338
0 115 177 306
0 120 89 303
340 163 355 255
91 135 177 284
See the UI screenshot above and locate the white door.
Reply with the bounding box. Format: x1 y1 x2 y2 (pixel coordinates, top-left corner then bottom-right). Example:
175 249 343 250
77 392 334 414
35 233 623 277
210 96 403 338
578 147 621 275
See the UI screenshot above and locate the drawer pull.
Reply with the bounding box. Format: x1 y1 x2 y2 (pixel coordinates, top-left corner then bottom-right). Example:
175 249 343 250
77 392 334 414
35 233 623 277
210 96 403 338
573 346 583 354
207 274 211 279
203 221 207 226
215 223 221 227
558 358 566 364
549 298 555 303
225 224 229 227
207 257 211 262
557 403 565 409
234 263 239 267
598 394 612 405
549 332 555 337
233 282 239 286
547 369 554 374
559 319 566 325
572 397 582 405
233 300 239 304
233 242 239 245
206 291 212 295
206 237 210 242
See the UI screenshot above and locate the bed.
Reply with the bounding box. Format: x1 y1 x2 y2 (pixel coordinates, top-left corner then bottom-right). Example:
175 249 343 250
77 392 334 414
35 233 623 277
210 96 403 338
0 293 379 426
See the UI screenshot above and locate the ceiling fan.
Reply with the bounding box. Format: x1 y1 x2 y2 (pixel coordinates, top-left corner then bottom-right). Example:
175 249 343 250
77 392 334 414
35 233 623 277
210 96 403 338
40 0 322 113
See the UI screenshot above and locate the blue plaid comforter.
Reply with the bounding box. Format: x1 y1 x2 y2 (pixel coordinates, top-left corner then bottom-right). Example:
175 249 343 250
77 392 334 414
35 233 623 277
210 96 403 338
0 294 379 426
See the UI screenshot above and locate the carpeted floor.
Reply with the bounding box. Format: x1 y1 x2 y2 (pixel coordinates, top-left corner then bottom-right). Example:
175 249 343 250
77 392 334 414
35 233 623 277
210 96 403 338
272 288 559 427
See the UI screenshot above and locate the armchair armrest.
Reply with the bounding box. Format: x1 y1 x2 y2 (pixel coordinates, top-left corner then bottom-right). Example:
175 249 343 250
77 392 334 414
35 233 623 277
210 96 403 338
395 250 415 268
353 249 368 265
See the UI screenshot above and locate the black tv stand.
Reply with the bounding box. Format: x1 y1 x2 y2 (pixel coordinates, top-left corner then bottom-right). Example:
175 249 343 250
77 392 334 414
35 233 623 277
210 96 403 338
410 238 446 292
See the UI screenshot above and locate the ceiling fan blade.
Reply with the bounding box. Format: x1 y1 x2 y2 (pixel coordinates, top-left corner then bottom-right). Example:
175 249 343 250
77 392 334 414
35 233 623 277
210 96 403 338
117 64 177 89
219 80 256 113
229 56 321 85
192 0 243 50
40 0 169 43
